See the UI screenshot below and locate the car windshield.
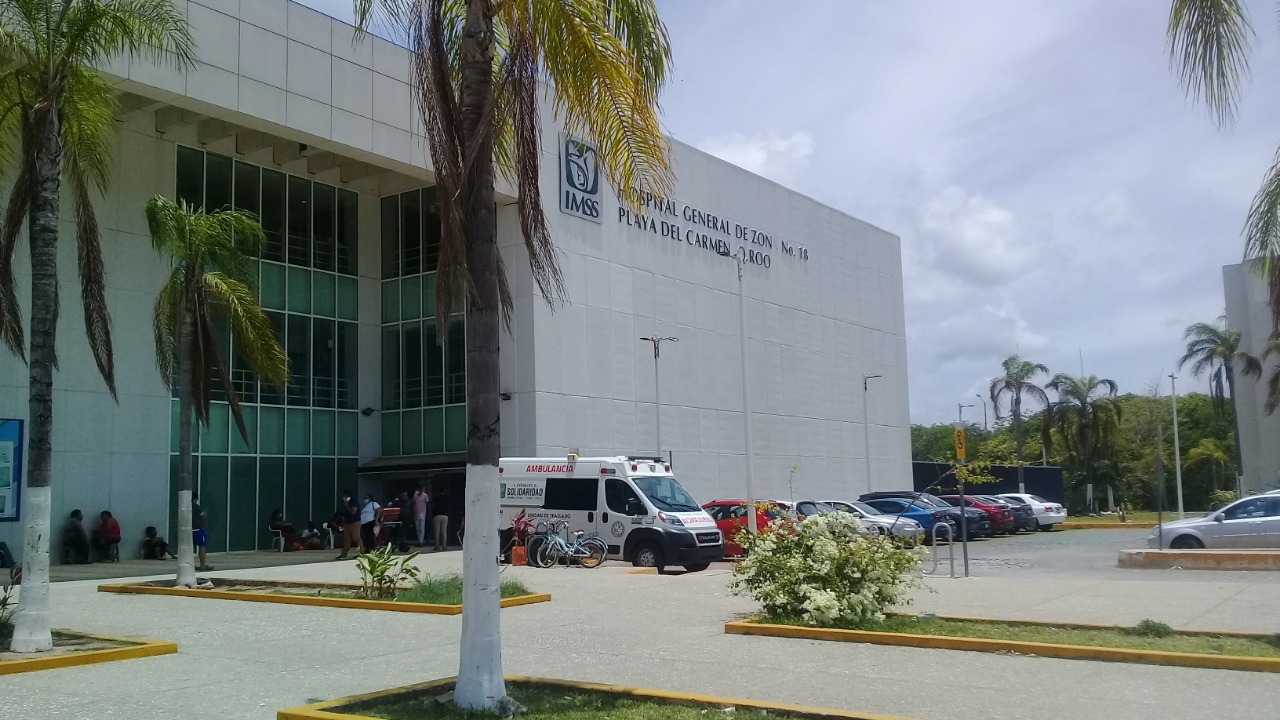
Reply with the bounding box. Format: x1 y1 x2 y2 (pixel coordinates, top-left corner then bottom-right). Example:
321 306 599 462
850 501 884 516
631 476 702 512
1030 495 1048 503
915 493 950 508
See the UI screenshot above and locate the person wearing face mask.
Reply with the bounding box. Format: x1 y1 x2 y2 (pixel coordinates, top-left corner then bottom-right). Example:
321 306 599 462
359 492 381 553
335 490 362 561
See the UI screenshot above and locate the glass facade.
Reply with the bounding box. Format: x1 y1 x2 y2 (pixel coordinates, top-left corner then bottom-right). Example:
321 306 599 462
380 187 466 457
169 146 360 552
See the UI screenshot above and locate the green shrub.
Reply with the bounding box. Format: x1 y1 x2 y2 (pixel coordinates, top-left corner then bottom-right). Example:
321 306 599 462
395 574 532 605
355 546 421 599
1126 619 1174 638
729 512 922 627
1208 490 1238 511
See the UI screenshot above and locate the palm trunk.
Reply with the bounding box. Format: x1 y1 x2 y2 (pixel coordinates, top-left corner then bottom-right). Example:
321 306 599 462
454 0 505 710
175 301 196 587
9 110 62 653
1225 363 1246 493
1013 398 1025 494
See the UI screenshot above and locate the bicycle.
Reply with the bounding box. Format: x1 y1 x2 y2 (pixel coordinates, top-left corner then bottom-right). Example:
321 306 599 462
532 520 607 569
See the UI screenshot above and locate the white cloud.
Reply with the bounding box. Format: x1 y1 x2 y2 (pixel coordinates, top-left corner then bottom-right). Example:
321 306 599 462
697 131 815 186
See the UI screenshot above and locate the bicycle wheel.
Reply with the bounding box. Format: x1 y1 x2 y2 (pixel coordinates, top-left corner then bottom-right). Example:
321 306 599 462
578 538 607 569
538 539 562 568
525 536 549 568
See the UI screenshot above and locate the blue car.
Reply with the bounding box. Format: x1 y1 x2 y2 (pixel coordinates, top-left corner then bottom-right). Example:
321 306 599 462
862 497 957 543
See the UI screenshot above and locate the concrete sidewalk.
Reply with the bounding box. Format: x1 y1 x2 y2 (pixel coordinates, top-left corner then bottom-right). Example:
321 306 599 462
3 544 1279 720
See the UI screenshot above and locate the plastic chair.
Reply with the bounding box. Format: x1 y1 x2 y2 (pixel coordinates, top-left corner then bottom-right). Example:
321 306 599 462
268 527 285 552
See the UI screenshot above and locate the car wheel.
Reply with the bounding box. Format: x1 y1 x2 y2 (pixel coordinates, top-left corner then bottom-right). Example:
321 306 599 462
1170 535 1204 550
683 562 711 572
633 541 666 573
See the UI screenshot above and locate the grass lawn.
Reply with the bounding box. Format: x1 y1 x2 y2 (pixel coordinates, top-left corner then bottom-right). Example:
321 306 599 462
394 575 532 605
758 614 1280 658
1068 512 1171 523
355 684 783 720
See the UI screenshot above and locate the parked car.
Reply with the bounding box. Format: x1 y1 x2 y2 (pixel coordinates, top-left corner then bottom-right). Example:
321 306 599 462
858 497 959 543
939 495 1016 535
860 491 993 538
1147 494 1280 549
702 499 790 556
775 500 881 539
981 495 1037 532
821 499 926 544
997 493 1068 531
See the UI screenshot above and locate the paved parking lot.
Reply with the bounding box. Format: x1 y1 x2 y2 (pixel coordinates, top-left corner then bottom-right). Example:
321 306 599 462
3 530 1279 720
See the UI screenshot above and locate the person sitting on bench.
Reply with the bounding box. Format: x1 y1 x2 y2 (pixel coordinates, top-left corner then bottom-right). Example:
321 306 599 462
91 510 121 561
142 526 176 560
62 509 90 564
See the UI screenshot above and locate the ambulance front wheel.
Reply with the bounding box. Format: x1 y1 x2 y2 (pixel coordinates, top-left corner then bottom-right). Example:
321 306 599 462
683 562 710 572
632 541 666 573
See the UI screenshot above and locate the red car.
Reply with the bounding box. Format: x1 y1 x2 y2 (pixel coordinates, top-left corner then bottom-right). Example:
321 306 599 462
939 494 1015 535
702 499 789 556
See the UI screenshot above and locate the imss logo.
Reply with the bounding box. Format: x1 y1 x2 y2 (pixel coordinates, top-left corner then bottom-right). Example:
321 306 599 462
560 137 602 223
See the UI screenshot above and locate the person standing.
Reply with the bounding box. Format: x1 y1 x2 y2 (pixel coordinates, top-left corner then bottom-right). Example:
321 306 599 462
61 509 90 564
411 485 429 547
192 493 211 571
335 491 361 560
359 493 381 552
432 493 450 551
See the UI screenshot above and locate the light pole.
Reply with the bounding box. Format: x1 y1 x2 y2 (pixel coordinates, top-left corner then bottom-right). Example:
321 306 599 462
639 334 678 460
976 394 988 431
719 246 758 534
1169 373 1185 519
958 402 974 425
862 374 882 494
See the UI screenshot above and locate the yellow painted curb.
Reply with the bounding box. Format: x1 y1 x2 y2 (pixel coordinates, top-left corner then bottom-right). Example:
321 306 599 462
1061 521 1158 529
0 631 176 675
98 582 550 615
627 567 658 574
1119 549 1280 571
277 675 918 720
724 620 1280 673
890 612 1270 640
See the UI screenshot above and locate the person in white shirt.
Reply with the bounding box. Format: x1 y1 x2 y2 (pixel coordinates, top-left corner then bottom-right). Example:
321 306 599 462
359 493 381 551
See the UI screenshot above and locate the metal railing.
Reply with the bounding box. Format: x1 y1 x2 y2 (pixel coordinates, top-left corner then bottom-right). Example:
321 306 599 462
920 523 957 578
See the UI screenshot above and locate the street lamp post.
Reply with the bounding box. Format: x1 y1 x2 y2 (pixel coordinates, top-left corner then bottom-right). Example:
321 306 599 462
719 246 758 534
639 335 678 460
862 374 882 494
1169 373 1185 519
958 403 974 425
976 394 988 431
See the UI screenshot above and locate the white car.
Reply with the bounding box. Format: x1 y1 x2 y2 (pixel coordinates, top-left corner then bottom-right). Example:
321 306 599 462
997 493 1067 530
1148 494 1280 549
820 500 926 544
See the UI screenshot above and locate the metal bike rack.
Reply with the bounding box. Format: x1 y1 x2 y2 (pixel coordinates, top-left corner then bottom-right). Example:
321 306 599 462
920 524 957 578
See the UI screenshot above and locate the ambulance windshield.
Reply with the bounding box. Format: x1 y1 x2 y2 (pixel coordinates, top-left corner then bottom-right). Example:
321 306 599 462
632 475 702 512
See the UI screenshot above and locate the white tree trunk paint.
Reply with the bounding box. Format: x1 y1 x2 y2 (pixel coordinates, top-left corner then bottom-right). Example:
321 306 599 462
454 462 505 709
175 489 195 587
9 485 52 652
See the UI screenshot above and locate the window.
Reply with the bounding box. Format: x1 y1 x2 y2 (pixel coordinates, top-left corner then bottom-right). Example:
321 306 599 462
260 170 286 263
445 318 465 404
285 315 310 406
543 478 599 512
403 322 423 407
401 189 421 276
381 326 401 410
313 184 336 272
233 161 260 217
605 478 641 515
380 195 399 278
176 146 203 209
312 318 335 409
287 175 311 267
425 321 444 407
206 152 232 212
336 189 358 275
336 322 358 410
1224 497 1279 520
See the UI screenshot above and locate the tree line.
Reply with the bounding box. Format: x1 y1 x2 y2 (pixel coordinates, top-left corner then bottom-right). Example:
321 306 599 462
914 314 1279 513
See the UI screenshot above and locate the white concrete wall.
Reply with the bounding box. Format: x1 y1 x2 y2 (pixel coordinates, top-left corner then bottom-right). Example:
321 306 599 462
505 101 911 504
1224 262 1280 493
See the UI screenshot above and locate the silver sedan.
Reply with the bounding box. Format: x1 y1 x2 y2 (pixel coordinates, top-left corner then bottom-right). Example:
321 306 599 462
822 499 925 543
1147 494 1280 549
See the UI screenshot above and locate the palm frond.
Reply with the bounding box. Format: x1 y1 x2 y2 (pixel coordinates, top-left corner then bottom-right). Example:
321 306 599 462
0 114 36 359
201 272 289 386
1167 0 1253 126
1243 146 1280 326
71 169 115 397
152 267 182 387
61 0 196 72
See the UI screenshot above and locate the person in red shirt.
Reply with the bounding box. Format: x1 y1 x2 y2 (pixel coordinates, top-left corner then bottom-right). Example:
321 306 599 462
92 510 121 562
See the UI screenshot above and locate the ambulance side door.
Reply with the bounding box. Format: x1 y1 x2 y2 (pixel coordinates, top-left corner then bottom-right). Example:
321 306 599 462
603 477 645 557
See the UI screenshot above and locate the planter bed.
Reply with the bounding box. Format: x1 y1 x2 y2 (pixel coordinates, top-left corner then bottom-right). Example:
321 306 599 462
725 614 1280 673
0 630 176 675
99 577 549 615
278 675 916 720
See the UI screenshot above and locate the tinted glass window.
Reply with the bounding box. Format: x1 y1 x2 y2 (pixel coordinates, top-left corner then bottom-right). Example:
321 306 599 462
1224 497 1277 520
605 478 641 514
544 478 598 512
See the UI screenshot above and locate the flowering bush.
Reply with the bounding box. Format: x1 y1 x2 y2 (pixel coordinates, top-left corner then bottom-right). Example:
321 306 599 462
729 511 922 627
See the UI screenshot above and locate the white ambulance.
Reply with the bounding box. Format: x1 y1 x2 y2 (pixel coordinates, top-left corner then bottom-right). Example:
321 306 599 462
498 454 724 573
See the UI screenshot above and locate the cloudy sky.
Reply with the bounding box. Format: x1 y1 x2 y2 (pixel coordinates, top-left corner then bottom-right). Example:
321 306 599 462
300 0 1280 425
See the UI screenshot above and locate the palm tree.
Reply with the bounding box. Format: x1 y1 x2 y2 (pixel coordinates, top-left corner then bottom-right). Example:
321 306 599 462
1043 374 1123 501
0 0 194 653
989 354 1050 492
1184 437 1232 490
352 0 671 709
1168 2 1280 324
147 195 289 588
1178 316 1259 488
